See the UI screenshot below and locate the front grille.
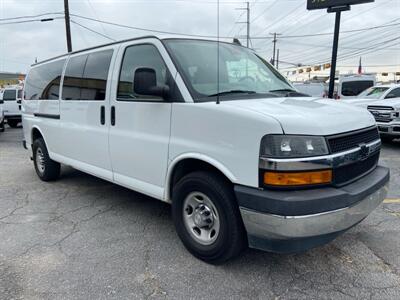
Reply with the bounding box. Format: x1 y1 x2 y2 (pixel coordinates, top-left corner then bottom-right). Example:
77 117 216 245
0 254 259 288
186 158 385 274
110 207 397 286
333 152 380 186
327 127 380 153
367 106 394 111
375 117 392 123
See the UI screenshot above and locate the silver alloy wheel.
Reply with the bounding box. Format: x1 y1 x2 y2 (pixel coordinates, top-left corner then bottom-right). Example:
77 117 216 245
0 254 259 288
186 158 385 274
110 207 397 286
36 148 45 174
183 192 220 245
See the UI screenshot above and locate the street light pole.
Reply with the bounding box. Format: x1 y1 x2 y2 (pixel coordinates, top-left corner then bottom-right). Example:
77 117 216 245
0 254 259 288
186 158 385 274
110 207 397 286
64 0 72 52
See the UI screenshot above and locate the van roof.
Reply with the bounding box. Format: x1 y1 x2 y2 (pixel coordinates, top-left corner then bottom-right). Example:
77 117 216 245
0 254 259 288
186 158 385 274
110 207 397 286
32 36 243 67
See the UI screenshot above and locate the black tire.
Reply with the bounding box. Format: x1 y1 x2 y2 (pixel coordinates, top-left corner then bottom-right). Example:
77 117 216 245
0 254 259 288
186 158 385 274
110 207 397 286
7 119 19 128
0 120 4 132
381 135 393 143
172 171 246 264
32 138 60 181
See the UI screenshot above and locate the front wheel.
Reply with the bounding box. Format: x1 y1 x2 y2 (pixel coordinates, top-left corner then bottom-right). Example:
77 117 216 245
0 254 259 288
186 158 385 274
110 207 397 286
0 119 4 132
32 138 61 181
7 119 19 128
380 135 393 143
172 171 246 264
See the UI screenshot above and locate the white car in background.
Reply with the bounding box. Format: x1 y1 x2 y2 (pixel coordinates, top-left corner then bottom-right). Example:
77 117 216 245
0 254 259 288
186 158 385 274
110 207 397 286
0 97 4 132
293 82 327 97
368 98 400 142
345 85 400 108
337 74 376 100
1 86 23 128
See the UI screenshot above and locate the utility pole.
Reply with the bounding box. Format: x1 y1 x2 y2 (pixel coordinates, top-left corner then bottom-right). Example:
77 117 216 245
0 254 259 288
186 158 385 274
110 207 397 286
270 33 281 67
276 49 280 70
236 2 250 48
64 0 72 52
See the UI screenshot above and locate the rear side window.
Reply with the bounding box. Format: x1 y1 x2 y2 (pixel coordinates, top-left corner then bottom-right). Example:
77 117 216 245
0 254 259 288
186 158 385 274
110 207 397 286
25 59 66 100
341 81 374 97
3 90 17 101
62 49 113 100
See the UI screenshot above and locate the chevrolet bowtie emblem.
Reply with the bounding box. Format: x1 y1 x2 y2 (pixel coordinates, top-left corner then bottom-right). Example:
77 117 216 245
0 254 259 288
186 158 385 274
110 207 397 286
359 143 369 161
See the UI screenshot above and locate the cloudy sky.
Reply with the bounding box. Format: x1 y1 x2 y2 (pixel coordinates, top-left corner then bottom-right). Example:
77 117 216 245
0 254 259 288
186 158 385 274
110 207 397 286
0 0 399 78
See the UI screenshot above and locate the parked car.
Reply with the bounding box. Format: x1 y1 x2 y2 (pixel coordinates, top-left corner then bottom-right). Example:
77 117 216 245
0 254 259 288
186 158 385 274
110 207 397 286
1 86 23 128
342 84 400 108
0 98 4 132
22 37 389 263
368 99 400 142
337 74 376 100
293 82 327 97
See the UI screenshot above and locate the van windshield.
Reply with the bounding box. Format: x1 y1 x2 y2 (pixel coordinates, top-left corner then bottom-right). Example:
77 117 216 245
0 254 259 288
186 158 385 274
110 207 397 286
3 90 17 101
164 39 294 102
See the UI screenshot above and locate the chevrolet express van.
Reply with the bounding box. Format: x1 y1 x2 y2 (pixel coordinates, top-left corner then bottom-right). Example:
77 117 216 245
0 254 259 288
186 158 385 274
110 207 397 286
22 37 389 263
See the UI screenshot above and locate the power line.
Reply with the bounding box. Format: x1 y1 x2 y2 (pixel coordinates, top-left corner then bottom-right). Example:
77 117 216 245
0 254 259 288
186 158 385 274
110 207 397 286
0 12 63 22
71 20 116 41
0 17 64 26
70 13 235 38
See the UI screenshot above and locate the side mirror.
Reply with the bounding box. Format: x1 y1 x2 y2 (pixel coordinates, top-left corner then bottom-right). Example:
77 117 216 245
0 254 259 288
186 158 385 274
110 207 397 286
133 67 169 99
385 93 397 99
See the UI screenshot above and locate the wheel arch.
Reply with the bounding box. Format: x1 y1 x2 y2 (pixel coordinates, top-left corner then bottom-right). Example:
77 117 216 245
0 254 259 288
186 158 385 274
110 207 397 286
31 126 47 147
165 153 237 202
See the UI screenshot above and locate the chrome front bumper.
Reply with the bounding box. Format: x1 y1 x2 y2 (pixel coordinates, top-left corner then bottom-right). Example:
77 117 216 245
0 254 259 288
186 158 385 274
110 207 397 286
377 122 400 136
240 182 388 240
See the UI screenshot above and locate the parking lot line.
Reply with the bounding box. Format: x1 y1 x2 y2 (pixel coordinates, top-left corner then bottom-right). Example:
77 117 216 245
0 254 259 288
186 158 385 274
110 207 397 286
384 198 400 204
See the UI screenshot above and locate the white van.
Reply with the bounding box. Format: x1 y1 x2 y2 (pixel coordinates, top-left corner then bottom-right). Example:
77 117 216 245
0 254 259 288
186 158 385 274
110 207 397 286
2 86 23 127
22 37 389 263
293 82 327 97
0 98 4 132
337 74 376 100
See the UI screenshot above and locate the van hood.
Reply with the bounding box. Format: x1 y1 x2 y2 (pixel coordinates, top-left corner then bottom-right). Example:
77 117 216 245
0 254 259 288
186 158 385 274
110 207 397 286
223 97 375 135
367 98 400 110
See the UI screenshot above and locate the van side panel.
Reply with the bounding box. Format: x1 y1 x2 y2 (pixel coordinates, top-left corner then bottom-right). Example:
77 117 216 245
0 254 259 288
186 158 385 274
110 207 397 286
168 103 283 192
23 58 66 155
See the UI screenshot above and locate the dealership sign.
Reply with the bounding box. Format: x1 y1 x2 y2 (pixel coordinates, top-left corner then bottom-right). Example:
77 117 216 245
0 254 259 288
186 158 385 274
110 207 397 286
307 0 374 10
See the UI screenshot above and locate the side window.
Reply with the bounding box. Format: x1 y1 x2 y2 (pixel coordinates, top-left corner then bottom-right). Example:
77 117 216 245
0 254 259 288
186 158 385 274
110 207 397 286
117 44 167 101
386 88 400 99
62 54 88 100
62 50 113 101
81 50 113 100
25 59 65 100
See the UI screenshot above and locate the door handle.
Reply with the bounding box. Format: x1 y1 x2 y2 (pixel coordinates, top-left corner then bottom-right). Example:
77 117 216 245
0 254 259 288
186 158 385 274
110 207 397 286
100 106 105 125
111 106 115 126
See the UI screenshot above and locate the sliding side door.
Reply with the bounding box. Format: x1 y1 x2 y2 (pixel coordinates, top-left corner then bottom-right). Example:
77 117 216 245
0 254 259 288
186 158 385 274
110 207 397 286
58 48 115 180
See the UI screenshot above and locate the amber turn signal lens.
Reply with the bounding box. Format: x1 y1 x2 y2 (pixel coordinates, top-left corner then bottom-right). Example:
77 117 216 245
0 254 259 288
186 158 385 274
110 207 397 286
264 170 332 186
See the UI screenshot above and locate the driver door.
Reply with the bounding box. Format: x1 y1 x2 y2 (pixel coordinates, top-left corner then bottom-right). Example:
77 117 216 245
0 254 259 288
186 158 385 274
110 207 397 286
108 41 174 200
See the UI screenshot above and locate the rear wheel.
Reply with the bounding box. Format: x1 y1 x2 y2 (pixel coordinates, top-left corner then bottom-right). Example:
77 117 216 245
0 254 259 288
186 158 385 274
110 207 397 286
32 138 60 181
172 171 246 264
0 119 4 132
7 119 19 128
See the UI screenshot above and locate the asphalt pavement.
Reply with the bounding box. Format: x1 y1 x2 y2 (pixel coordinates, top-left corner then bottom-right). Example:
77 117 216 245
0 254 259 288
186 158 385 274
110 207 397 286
1 126 399 300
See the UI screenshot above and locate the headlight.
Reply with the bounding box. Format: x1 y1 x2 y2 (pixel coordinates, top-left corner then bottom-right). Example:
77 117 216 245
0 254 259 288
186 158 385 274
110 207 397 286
260 135 329 158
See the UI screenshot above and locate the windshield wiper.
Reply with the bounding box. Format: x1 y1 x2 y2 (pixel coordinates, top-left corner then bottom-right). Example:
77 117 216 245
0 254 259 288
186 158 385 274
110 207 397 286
269 88 297 93
208 90 257 97
269 88 309 97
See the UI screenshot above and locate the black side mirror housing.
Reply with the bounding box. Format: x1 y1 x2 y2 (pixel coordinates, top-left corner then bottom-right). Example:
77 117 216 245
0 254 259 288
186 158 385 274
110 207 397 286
133 67 169 99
